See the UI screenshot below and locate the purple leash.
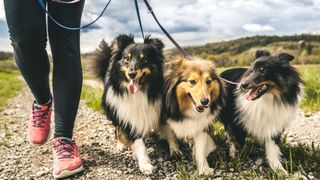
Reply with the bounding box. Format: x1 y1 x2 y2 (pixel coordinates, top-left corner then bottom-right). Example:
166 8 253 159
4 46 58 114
136 0 238 85
140 0 191 59
220 77 239 85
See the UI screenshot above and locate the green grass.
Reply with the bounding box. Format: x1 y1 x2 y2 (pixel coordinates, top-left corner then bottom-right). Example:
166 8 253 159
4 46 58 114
296 65 320 112
0 69 23 111
176 122 320 179
80 85 104 113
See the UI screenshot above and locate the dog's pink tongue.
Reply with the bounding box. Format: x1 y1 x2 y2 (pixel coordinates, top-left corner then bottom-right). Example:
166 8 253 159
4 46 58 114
128 80 139 94
245 89 255 100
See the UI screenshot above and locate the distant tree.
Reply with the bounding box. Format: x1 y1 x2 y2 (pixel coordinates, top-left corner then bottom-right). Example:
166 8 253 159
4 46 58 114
0 51 13 60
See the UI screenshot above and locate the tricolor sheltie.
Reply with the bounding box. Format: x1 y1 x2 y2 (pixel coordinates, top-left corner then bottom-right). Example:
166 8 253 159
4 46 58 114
163 58 226 175
219 50 303 175
91 34 165 175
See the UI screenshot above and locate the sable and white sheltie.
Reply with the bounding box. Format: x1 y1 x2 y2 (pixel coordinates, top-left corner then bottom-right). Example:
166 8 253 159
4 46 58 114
91 34 165 175
219 50 303 175
163 58 226 175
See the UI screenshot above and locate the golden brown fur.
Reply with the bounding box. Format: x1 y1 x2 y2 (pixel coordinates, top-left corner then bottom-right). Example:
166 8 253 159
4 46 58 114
162 57 226 175
164 57 225 119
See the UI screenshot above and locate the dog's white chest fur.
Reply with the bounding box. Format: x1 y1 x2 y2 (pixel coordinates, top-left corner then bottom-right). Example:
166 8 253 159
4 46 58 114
106 87 162 137
168 108 216 139
236 93 300 141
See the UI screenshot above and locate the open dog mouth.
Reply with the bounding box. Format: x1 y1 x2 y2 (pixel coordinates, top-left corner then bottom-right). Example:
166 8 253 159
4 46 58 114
127 78 141 94
244 84 269 101
187 93 208 113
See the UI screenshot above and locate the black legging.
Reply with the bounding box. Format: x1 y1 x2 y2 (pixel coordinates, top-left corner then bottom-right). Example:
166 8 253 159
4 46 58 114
4 0 85 139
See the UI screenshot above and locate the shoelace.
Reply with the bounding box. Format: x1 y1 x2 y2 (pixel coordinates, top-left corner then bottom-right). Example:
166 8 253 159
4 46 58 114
54 139 75 159
32 107 50 128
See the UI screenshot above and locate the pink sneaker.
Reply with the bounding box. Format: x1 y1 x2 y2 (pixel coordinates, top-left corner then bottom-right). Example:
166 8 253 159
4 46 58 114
52 137 83 178
28 100 52 145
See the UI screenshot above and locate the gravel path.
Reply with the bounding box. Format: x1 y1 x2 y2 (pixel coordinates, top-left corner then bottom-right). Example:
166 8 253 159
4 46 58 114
0 87 191 179
0 81 319 179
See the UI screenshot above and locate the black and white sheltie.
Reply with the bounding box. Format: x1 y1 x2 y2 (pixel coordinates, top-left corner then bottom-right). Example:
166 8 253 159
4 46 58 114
163 58 226 175
91 34 165 175
219 50 303 174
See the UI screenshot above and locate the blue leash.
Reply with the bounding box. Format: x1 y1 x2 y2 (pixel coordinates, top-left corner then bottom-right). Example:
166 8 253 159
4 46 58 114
37 0 111 30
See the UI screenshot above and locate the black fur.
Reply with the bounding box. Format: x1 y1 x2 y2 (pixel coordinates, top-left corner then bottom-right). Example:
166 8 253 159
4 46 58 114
219 50 303 149
92 34 165 140
90 39 112 82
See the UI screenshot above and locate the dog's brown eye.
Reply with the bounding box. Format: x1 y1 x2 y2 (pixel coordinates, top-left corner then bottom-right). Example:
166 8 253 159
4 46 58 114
189 80 197 85
206 80 212 85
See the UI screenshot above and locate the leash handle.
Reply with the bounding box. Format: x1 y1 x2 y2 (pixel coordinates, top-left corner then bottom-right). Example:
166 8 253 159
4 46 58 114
134 0 145 38
142 0 191 59
37 0 111 31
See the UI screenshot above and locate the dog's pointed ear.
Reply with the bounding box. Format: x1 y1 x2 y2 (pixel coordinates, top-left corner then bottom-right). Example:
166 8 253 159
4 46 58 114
255 50 271 59
111 34 134 53
144 35 164 53
277 53 294 63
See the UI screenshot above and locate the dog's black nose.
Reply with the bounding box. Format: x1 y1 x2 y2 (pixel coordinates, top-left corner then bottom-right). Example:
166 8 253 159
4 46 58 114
241 83 249 89
200 98 209 106
128 71 137 79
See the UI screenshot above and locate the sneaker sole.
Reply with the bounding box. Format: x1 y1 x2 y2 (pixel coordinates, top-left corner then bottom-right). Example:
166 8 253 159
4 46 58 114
53 165 84 179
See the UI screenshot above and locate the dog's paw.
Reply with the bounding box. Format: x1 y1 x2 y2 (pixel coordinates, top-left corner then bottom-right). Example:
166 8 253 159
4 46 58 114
269 161 288 176
139 163 154 175
229 144 237 159
170 147 183 157
276 168 288 177
116 142 126 152
199 167 214 176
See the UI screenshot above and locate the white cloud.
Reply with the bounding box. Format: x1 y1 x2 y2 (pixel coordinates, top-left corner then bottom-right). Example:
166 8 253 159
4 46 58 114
243 24 275 32
0 2 5 21
1 0 320 52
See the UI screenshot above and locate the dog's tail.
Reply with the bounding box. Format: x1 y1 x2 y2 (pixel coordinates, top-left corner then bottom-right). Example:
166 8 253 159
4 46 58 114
91 39 112 82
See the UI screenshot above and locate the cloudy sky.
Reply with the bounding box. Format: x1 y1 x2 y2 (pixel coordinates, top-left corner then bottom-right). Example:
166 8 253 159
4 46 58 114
1 0 320 53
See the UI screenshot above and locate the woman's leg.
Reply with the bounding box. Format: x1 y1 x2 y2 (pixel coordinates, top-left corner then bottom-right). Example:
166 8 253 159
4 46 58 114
4 0 53 145
47 0 85 139
4 0 51 104
47 1 85 178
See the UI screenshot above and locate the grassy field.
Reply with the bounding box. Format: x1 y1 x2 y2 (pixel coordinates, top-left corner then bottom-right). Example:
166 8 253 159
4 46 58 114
297 65 320 112
81 85 104 114
0 70 23 111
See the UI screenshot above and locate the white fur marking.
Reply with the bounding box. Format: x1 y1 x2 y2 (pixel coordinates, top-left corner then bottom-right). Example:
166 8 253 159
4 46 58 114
106 87 162 137
265 139 287 175
167 108 218 139
236 91 302 142
131 139 154 175
194 132 215 175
